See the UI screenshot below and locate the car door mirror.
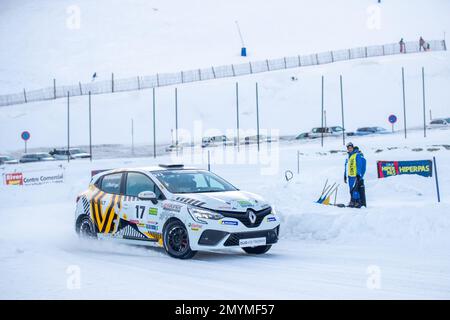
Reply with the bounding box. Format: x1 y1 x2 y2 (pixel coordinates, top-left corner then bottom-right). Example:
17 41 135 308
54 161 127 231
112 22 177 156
138 191 158 204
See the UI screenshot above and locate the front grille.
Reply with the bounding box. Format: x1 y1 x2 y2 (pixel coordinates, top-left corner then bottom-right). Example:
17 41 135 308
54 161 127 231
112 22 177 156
224 226 279 247
219 207 272 228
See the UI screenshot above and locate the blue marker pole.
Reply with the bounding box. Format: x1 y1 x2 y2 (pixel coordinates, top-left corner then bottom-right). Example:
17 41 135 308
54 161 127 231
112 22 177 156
433 156 441 203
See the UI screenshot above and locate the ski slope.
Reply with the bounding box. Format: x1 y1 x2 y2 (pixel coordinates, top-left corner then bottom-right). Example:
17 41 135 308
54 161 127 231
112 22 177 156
1 0 449 93
0 129 449 299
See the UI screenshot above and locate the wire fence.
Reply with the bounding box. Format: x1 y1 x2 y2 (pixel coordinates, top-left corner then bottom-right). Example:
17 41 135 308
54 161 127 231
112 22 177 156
0 39 446 107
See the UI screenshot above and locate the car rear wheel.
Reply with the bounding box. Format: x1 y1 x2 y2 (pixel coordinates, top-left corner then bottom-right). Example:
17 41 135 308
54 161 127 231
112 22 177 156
163 220 197 259
242 245 272 255
77 216 97 239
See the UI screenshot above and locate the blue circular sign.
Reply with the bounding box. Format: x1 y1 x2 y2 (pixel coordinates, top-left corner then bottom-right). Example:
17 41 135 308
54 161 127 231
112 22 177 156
388 114 397 124
21 131 30 141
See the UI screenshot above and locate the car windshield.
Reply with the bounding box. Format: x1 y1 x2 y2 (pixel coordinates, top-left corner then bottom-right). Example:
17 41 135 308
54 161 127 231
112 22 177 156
153 170 237 194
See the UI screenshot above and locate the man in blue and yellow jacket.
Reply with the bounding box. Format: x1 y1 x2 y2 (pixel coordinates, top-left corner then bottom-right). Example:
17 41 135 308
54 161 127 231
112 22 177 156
344 142 366 208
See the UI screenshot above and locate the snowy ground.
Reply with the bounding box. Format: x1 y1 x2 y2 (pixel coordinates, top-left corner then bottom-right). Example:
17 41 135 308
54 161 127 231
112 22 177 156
0 129 449 299
1 0 449 300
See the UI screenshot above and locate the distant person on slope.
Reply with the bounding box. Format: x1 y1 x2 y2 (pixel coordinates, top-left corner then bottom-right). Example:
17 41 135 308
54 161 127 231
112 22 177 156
344 142 367 208
419 37 426 51
399 38 405 53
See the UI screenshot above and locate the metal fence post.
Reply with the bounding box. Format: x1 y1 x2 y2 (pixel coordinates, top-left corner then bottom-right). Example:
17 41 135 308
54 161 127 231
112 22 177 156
53 78 56 99
137 76 141 90
88 91 92 162
433 156 441 203
156 73 160 87
236 82 240 151
175 88 178 152
231 65 236 76
79 82 83 95
249 62 253 74
23 89 27 103
207 150 211 171
67 91 70 162
211 67 216 79
266 59 270 71
256 82 260 152
298 55 301 67
422 67 427 138
402 67 407 139
340 75 346 146
198 69 201 81
321 76 324 147
111 73 114 92
153 87 156 158
331 51 334 62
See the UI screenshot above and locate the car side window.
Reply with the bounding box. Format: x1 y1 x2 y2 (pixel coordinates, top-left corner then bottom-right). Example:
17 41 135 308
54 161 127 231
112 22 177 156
101 173 122 194
126 172 163 199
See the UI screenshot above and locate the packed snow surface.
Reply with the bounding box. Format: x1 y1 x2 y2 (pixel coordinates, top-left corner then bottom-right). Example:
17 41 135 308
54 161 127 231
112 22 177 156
1 129 449 299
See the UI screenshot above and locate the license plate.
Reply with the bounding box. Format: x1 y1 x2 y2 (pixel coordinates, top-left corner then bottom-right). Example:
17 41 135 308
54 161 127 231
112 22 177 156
239 237 266 247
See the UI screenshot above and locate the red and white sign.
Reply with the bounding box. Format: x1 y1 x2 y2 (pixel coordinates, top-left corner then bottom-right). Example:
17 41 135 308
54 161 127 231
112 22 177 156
5 173 24 185
3 170 64 186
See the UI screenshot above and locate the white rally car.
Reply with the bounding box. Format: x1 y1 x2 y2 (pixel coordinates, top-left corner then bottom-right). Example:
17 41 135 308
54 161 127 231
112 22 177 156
75 164 280 259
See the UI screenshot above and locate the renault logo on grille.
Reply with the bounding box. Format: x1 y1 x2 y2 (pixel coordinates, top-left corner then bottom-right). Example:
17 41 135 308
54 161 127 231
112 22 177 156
247 209 257 224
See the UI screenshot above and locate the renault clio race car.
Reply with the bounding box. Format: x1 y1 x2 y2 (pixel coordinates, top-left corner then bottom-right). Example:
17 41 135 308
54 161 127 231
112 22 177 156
75 164 280 259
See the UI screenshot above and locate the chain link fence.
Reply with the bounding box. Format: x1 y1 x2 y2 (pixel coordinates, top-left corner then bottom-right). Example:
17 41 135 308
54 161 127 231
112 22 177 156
0 39 446 107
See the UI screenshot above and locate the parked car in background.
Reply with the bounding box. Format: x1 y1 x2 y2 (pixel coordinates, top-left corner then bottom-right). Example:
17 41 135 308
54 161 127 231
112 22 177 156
355 127 388 136
308 127 332 139
295 132 310 140
49 148 91 160
428 118 449 128
19 152 55 163
165 144 183 153
0 155 19 165
243 135 275 145
329 126 349 136
202 135 234 148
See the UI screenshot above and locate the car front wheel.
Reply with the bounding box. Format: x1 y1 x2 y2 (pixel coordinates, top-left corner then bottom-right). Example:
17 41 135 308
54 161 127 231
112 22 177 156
242 245 272 255
163 220 197 259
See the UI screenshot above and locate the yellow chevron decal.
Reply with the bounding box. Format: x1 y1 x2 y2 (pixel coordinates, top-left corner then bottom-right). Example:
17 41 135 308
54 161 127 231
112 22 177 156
104 195 119 234
94 191 106 231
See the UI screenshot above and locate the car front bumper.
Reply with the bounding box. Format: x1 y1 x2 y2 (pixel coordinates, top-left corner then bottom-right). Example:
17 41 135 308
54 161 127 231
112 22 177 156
189 222 280 250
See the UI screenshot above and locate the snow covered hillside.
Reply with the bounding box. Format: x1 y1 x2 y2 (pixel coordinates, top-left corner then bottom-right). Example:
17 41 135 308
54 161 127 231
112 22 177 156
1 0 449 93
1 50 449 152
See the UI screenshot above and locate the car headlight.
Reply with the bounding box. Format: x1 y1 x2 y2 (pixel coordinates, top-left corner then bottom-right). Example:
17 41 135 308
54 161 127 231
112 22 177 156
187 207 224 224
271 207 277 215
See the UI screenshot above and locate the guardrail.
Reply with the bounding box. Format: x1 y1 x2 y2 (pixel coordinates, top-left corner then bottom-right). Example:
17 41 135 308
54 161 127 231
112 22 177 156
0 39 446 107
